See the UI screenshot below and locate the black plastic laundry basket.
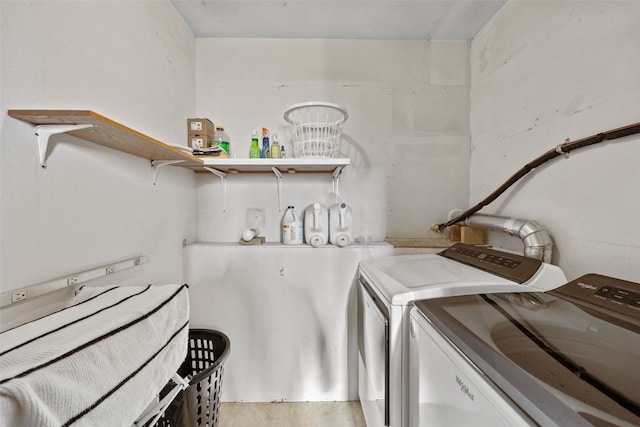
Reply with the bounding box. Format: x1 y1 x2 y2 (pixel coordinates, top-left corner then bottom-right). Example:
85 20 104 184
155 329 230 427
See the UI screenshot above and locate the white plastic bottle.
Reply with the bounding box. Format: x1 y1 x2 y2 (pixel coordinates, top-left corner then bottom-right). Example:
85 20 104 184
329 202 353 247
304 203 329 247
281 206 303 245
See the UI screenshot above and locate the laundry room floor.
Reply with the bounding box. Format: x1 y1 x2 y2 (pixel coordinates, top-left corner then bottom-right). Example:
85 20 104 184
219 401 366 427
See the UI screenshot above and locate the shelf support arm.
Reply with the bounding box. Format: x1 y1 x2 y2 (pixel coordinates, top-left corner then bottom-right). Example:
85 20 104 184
272 167 283 212
204 167 227 212
34 124 94 168
332 166 344 201
151 160 183 185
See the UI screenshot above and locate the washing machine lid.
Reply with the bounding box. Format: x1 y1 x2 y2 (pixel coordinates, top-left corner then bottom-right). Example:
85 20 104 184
414 274 640 427
358 243 567 305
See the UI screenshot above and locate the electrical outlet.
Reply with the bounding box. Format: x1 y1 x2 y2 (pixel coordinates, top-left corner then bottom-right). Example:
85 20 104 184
67 276 79 286
105 266 114 274
11 290 27 303
246 208 265 229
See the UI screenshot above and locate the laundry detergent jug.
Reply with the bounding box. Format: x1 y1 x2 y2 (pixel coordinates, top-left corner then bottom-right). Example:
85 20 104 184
329 202 353 247
304 203 329 247
281 206 303 244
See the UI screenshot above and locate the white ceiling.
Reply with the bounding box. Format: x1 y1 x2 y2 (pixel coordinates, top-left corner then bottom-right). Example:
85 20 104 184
172 0 507 40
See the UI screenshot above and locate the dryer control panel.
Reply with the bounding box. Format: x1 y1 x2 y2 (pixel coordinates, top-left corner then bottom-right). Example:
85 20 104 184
439 243 542 284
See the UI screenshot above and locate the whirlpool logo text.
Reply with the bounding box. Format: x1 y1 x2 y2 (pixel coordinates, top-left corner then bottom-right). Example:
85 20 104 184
456 375 475 402
577 282 597 290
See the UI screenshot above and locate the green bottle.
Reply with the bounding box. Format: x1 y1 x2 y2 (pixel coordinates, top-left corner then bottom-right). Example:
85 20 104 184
213 125 230 156
249 130 260 158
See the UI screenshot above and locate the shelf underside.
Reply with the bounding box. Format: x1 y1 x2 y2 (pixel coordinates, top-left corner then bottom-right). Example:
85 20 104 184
185 157 350 174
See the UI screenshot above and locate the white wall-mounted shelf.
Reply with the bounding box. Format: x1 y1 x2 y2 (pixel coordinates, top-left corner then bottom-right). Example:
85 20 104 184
183 157 350 174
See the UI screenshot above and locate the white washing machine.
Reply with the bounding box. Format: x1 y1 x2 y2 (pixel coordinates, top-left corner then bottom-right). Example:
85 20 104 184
357 243 567 427
409 273 640 426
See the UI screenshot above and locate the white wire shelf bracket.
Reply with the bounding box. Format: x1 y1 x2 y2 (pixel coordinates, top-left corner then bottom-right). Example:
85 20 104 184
152 160 184 185
196 158 350 212
272 167 284 211
203 167 228 211
332 166 345 200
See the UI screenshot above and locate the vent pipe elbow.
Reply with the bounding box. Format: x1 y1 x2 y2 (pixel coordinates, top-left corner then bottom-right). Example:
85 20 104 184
464 214 554 263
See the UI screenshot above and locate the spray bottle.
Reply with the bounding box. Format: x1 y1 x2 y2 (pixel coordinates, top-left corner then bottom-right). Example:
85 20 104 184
261 128 270 158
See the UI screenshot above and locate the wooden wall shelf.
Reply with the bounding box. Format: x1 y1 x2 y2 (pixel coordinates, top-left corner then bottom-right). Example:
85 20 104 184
8 109 203 165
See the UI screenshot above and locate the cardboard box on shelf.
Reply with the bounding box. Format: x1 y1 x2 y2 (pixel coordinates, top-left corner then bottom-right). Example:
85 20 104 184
189 134 213 150
187 118 214 135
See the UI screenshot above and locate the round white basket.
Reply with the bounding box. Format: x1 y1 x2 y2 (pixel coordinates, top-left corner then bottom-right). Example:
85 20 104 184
283 102 348 158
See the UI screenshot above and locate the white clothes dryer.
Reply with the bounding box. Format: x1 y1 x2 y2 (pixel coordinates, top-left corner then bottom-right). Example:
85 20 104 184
357 243 567 427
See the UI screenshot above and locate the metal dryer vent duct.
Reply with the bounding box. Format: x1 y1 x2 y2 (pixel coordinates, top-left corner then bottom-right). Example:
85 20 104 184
464 214 553 263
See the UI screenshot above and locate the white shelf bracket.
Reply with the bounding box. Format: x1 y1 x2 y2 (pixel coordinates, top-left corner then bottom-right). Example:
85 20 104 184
332 166 344 200
272 167 283 211
204 167 228 212
151 160 183 185
34 124 94 168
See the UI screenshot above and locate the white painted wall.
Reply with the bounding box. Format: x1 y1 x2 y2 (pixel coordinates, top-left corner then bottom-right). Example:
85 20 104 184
185 243 394 402
195 39 471 243
470 1 640 281
187 38 471 403
0 1 197 327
